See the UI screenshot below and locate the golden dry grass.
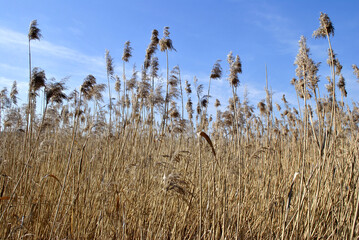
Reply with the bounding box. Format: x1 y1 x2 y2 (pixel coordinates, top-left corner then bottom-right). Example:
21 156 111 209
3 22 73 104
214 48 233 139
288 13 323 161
1 12 359 239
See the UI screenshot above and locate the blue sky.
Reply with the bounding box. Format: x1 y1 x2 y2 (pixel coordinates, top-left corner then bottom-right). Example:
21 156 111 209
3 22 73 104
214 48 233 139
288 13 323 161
1 0 359 116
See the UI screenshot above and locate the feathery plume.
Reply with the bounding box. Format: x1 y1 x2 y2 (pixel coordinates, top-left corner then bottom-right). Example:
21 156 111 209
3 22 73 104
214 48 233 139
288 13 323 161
45 79 67 104
227 51 234 65
228 52 242 88
150 57 159 80
122 41 133 62
186 97 194 121
28 20 42 41
159 27 176 52
114 75 121 93
0 88 10 108
81 75 97 100
326 50 342 75
31 67 46 93
353 64 359 80
258 100 266 115
127 65 138 91
214 99 221 108
10 81 18 106
337 74 347 98
105 49 114 76
313 12 334 39
145 29 159 69
210 60 222 79
92 83 106 102
185 80 192 94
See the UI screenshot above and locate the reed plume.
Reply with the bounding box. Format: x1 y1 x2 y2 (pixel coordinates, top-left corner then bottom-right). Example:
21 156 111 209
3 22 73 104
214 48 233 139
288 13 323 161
148 57 160 129
0 88 10 131
337 74 347 98
10 81 18 106
40 79 67 134
81 74 96 100
26 20 42 142
45 80 67 105
353 64 359 80
122 41 133 128
312 12 334 39
313 12 338 136
105 49 114 134
145 29 159 69
159 27 176 133
205 60 222 122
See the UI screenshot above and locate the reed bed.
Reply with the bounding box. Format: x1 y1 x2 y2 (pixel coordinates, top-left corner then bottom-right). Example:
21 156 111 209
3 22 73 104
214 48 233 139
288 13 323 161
1 12 359 239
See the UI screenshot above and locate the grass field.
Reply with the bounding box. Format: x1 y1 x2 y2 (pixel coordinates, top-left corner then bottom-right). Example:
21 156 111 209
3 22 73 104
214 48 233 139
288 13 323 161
1 13 359 239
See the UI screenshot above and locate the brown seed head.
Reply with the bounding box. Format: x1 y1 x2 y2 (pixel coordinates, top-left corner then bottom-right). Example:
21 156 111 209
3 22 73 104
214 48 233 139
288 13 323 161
10 81 18 105
353 64 359 80
31 67 46 93
214 99 221 108
150 57 159 79
185 80 192 94
313 12 334 39
114 75 121 92
81 75 96 100
257 100 266 115
337 74 347 97
159 27 176 52
105 49 114 76
210 60 222 79
28 20 42 41
122 41 132 62
45 80 67 104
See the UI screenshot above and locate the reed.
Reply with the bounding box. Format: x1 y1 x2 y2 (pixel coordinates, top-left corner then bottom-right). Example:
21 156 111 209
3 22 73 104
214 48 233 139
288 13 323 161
1 13 359 239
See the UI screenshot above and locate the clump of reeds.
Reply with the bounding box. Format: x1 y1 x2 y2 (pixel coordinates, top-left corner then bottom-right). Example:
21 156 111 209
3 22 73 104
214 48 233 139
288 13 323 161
2 13 359 239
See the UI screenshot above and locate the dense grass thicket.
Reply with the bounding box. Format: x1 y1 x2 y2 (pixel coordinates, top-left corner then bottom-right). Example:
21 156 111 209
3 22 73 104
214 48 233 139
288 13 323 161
1 13 359 239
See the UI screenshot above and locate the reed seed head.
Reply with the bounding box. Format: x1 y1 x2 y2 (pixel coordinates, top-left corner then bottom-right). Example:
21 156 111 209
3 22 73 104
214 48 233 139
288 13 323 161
81 74 97 100
150 57 159 79
10 81 18 106
313 12 334 39
337 74 347 97
31 67 46 93
45 80 67 105
210 60 222 79
159 27 176 52
214 99 221 108
122 41 133 62
185 80 192 94
114 75 121 93
228 52 242 88
105 49 114 76
353 64 359 80
28 20 42 41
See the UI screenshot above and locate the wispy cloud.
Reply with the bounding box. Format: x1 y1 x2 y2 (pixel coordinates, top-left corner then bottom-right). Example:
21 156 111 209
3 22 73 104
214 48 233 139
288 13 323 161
248 5 300 55
0 63 28 76
31 40 104 69
0 26 105 76
0 27 26 46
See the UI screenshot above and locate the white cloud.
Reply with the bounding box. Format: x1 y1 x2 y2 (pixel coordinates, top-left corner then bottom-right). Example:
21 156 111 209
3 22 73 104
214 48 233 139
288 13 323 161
31 40 104 68
0 27 26 46
0 26 105 74
0 63 28 76
248 6 300 55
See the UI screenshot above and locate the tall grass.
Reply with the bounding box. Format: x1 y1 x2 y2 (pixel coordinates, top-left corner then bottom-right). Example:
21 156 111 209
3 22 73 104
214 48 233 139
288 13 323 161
1 13 359 239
